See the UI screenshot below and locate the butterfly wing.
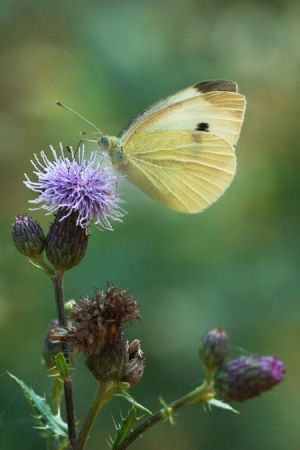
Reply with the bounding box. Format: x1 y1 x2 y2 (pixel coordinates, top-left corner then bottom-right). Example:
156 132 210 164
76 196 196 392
121 130 236 213
120 80 246 147
118 80 245 212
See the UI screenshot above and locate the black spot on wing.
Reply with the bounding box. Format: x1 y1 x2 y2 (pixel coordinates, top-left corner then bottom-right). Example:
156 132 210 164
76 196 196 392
196 122 209 132
194 80 238 93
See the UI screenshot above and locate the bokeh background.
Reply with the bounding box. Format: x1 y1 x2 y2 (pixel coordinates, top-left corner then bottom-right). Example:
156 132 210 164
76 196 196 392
1 0 300 449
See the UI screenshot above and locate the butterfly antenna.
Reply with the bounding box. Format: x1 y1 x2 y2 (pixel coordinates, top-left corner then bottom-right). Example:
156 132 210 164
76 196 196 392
56 101 103 135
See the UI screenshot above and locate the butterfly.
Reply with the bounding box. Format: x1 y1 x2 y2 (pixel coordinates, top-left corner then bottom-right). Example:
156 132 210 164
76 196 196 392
60 80 246 213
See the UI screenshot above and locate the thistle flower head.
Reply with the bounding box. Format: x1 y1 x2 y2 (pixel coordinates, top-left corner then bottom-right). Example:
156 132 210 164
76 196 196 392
214 356 284 402
24 144 124 230
62 286 140 357
50 286 143 383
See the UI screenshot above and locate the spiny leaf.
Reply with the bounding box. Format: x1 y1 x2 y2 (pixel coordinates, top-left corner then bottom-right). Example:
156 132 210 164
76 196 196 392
115 391 152 415
110 405 138 449
52 377 64 413
208 398 239 414
8 372 68 438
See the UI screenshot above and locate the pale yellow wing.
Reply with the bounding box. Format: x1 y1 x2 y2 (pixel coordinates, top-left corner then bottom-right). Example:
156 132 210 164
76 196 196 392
121 130 236 213
120 80 246 148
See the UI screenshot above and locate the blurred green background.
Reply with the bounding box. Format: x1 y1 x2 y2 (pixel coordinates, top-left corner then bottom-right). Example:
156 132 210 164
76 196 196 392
1 0 299 449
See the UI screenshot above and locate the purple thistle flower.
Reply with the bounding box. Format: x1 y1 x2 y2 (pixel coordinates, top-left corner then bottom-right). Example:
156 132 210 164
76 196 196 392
214 356 284 402
24 144 124 230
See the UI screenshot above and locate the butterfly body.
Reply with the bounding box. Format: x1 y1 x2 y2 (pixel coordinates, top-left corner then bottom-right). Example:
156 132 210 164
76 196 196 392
98 136 127 168
98 80 246 213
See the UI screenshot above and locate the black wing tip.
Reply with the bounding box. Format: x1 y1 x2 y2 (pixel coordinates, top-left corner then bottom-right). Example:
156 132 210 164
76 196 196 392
194 80 238 93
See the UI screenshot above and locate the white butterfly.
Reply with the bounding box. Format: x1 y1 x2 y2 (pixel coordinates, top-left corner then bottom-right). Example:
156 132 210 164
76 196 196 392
61 80 246 213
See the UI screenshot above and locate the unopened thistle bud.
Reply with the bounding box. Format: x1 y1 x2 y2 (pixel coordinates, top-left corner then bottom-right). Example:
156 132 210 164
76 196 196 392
214 356 284 402
199 328 230 370
122 339 145 386
12 215 45 258
45 210 88 272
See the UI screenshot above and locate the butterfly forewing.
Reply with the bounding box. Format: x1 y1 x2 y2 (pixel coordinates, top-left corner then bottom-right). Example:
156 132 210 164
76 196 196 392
121 91 245 148
120 80 245 148
122 131 236 213
120 80 238 142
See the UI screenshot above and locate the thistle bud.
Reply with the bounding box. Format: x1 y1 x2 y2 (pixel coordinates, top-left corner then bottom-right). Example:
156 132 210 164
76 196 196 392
199 328 230 370
45 210 88 272
12 215 45 258
122 339 145 386
214 356 284 402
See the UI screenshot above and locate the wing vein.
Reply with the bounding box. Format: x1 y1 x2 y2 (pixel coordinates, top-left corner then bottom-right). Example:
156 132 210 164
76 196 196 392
179 177 211 205
129 155 234 175
129 143 233 156
189 172 228 190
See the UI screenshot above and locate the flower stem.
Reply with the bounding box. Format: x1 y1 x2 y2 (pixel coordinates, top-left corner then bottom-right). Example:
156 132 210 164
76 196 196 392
29 254 55 276
52 271 77 449
115 381 214 450
76 382 112 450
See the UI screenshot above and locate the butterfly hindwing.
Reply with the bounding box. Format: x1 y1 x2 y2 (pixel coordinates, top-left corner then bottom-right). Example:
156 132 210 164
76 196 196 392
121 130 236 213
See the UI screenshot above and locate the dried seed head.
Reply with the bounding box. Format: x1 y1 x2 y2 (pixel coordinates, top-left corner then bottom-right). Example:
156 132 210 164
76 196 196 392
50 286 142 383
85 328 128 382
101 286 140 323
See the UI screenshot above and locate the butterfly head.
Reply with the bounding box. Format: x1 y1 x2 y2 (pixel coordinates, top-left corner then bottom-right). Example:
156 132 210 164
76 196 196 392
97 135 127 169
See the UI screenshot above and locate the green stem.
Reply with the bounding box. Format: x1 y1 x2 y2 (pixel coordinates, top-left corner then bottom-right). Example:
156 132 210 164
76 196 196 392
52 271 77 449
29 254 55 276
116 381 214 450
76 382 113 450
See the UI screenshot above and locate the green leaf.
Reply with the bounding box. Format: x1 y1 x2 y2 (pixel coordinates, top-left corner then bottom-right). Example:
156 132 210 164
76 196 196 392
208 398 239 414
110 392 152 449
55 352 69 381
110 405 138 449
115 391 152 415
8 372 68 438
